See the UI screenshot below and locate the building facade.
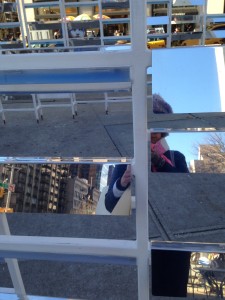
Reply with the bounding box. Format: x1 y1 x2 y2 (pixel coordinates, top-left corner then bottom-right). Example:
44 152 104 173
0 163 102 214
190 144 225 173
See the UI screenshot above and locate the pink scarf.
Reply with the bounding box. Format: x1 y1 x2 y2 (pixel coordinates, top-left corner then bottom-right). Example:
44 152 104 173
151 141 173 171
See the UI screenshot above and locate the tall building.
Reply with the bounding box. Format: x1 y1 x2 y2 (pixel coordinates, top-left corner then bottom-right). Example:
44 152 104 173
65 176 100 215
0 164 70 213
0 163 102 214
69 164 102 189
190 144 225 173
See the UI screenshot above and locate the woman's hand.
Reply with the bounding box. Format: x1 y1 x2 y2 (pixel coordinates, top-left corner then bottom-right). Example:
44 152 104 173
120 165 132 187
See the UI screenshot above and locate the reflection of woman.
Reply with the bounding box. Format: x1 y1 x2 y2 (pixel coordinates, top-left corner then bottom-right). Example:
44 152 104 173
105 94 189 213
150 95 189 173
105 94 191 297
151 130 189 172
149 97 190 298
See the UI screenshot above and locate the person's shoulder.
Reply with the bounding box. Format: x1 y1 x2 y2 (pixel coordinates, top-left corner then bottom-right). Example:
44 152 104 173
165 150 185 157
171 150 185 157
165 150 189 172
164 150 187 162
113 164 128 175
115 164 128 170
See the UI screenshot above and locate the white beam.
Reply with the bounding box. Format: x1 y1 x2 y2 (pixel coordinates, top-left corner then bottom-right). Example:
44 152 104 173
215 47 225 112
0 51 133 71
0 235 137 258
0 82 131 93
130 0 150 299
0 215 28 300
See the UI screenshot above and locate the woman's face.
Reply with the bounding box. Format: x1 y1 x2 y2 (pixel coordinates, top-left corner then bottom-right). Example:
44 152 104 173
151 133 162 144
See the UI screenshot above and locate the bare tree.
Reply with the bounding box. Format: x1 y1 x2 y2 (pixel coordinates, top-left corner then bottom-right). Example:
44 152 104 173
190 133 225 173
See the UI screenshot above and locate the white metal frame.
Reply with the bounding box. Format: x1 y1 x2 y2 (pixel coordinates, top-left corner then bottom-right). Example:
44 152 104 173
0 95 39 123
34 91 132 119
0 1 150 299
34 93 77 119
0 0 225 299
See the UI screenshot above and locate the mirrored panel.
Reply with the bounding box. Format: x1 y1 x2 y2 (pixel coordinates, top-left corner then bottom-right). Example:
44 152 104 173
149 46 225 113
148 131 225 173
152 248 225 299
20 0 131 50
146 1 225 48
148 131 225 247
148 169 225 247
0 89 133 157
0 162 132 216
0 0 23 50
189 252 225 299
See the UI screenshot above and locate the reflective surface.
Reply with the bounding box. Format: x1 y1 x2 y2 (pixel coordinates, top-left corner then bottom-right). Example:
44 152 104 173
0 91 133 157
0 163 132 215
189 252 225 299
166 131 225 173
151 248 225 299
1 0 224 52
148 131 225 173
151 46 225 113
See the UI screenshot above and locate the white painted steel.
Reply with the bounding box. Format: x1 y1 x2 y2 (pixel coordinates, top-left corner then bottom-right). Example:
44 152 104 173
20 0 32 48
16 0 27 49
97 0 104 47
0 235 137 258
0 214 28 300
35 93 76 118
130 0 150 299
0 82 131 93
201 0 207 45
0 97 6 123
215 47 225 112
0 95 39 122
0 51 133 70
59 0 69 48
167 0 172 47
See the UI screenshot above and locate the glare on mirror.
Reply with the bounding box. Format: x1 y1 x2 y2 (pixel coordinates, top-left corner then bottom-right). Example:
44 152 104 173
152 250 225 299
149 46 225 113
0 163 132 216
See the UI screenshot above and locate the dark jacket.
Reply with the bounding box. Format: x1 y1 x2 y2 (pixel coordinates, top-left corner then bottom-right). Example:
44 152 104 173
105 164 129 213
153 150 189 173
105 150 189 213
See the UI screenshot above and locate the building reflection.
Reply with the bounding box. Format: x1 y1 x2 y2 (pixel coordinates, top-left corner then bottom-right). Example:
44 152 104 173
0 164 105 214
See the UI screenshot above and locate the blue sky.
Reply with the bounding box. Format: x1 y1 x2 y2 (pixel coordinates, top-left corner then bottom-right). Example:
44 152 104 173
148 46 223 165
